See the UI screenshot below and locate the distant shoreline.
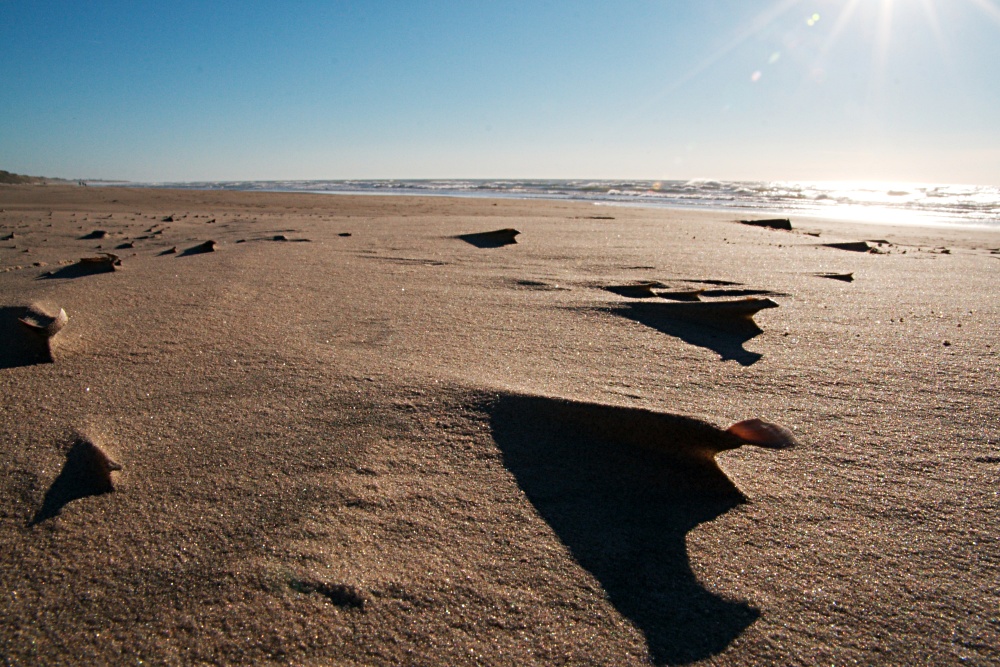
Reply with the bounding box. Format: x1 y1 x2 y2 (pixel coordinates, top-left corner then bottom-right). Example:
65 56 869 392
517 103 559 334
89 178 1000 230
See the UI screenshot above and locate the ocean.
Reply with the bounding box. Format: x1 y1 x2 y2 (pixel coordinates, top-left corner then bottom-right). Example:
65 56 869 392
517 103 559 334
107 179 1000 230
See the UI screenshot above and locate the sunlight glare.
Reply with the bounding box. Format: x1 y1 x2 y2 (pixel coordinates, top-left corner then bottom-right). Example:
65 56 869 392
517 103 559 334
966 0 1000 25
615 0 802 127
870 0 895 105
916 0 948 53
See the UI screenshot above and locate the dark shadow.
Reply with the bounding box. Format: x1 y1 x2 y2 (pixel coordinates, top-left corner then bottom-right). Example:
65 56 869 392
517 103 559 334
179 240 216 256
685 279 741 286
456 228 520 248
30 437 119 525
813 272 854 283
739 218 792 230
609 303 767 366
700 289 786 298
489 394 760 665
822 241 873 253
656 289 703 302
37 259 117 280
604 282 664 298
289 579 368 610
0 306 54 368
267 235 312 242
603 286 784 301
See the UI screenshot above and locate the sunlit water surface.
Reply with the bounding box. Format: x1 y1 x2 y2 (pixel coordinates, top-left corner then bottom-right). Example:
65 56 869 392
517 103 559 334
108 179 1000 230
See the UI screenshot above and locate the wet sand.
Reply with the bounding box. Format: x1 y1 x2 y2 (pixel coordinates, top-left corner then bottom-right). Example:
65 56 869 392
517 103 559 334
1 185 998 665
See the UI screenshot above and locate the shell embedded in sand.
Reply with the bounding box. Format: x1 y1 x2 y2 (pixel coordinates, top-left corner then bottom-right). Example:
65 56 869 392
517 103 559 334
656 289 705 302
184 240 216 254
67 435 123 493
79 252 122 270
726 418 798 449
605 282 663 299
18 304 68 338
823 241 874 253
813 272 854 282
740 218 792 230
655 297 779 321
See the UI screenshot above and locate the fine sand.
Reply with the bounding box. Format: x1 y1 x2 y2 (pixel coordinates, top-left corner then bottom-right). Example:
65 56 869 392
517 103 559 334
1 185 997 665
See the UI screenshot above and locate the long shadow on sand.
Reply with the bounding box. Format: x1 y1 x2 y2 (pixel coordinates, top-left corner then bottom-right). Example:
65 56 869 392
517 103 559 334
609 303 766 366
0 307 54 369
30 437 120 525
37 260 117 280
456 228 520 248
490 394 762 665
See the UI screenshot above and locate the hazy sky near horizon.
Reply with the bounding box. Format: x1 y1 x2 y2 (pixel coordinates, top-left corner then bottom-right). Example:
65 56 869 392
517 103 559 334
3 0 999 185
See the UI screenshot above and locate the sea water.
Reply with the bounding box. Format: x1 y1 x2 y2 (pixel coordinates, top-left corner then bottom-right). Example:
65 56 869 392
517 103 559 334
114 179 1000 230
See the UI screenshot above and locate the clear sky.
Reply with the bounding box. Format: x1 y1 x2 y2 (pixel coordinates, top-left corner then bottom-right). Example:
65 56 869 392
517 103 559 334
2 0 998 185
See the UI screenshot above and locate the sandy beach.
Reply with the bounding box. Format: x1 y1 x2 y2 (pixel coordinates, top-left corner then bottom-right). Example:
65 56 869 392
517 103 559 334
1 185 997 665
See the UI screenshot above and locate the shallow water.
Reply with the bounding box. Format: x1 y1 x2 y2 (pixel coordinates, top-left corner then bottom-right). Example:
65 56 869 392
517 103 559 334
107 178 1000 229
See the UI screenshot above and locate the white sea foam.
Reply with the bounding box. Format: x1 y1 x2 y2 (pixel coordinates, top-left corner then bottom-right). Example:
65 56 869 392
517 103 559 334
113 179 1000 229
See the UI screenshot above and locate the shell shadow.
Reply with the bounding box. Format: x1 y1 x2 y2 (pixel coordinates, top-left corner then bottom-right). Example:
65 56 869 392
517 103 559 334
456 228 520 248
37 260 117 280
179 240 217 256
30 436 121 525
0 307 55 368
489 394 760 665
608 302 767 366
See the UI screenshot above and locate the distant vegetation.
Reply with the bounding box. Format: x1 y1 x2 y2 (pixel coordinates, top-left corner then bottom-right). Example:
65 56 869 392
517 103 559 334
0 170 69 184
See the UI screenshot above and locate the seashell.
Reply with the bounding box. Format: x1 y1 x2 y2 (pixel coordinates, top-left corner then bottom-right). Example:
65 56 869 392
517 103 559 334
726 418 798 449
181 240 216 255
813 272 854 282
740 218 792 230
30 435 123 524
78 252 121 270
18 304 68 338
650 297 778 322
66 435 122 493
604 282 664 299
823 241 873 253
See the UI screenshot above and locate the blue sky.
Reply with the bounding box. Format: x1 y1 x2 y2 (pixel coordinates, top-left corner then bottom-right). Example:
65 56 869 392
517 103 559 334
3 0 999 184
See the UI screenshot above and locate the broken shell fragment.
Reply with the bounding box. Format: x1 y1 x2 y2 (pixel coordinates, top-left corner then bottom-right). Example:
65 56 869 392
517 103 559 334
78 253 122 271
18 304 68 338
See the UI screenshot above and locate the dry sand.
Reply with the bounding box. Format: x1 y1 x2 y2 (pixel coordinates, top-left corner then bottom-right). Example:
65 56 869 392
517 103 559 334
1 185 997 665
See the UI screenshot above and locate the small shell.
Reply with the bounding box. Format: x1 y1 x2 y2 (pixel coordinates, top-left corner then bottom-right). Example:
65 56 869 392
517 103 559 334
18 304 68 338
183 240 216 255
79 252 122 270
66 435 122 494
653 297 779 322
726 419 798 449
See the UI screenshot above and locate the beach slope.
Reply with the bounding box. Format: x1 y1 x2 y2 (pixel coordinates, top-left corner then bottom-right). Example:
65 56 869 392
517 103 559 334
1 186 997 665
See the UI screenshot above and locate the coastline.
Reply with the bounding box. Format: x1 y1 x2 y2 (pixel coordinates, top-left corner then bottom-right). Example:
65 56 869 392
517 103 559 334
80 178 1000 231
1 185 997 665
